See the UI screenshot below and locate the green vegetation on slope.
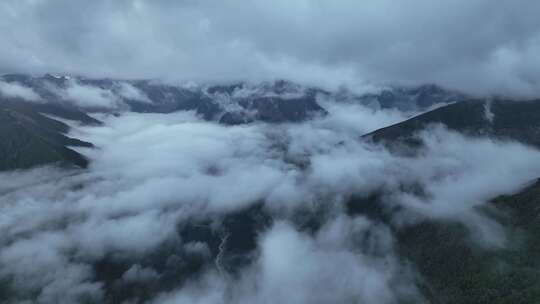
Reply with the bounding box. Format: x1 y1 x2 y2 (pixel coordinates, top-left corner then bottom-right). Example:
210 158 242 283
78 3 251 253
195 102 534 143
395 179 540 304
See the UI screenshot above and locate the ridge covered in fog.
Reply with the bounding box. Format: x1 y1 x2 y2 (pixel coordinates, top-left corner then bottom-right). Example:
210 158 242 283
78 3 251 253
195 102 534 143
0 74 465 120
2 77 540 302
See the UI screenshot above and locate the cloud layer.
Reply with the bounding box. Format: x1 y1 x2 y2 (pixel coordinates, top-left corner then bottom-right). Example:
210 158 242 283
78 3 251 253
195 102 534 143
1 0 540 96
1 101 540 303
0 80 41 101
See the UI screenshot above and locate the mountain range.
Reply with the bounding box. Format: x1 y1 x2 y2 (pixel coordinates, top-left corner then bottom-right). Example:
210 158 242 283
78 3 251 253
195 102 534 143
2 74 539 171
2 75 540 303
0 74 474 171
367 99 540 150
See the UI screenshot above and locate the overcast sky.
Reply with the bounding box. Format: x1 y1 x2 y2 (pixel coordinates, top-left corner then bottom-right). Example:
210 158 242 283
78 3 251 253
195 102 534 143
1 0 540 96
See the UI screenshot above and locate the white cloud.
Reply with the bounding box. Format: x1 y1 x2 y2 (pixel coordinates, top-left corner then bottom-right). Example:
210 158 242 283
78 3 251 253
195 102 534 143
60 80 121 109
116 82 151 103
0 80 42 101
1 102 540 302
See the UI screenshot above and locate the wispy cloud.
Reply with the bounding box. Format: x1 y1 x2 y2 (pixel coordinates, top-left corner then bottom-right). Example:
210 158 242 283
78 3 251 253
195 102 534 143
0 80 42 101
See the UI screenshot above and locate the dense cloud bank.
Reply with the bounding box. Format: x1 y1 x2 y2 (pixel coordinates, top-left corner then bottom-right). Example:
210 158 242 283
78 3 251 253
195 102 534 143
1 0 540 96
0 80 42 102
1 101 540 303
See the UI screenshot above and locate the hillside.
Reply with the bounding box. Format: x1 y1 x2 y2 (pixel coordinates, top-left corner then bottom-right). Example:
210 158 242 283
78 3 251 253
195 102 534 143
366 99 540 149
0 99 92 171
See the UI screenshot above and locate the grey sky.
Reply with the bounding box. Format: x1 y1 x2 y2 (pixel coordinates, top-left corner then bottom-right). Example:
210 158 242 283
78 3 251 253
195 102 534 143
1 0 540 96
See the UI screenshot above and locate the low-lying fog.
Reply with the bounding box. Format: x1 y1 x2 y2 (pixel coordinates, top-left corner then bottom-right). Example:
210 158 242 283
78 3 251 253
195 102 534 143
2 101 540 303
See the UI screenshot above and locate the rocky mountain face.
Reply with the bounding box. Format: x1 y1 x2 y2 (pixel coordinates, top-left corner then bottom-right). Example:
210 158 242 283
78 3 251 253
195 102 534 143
0 74 329 124
2 74 540 173
336 83 467 111
0 74 472 169
0 98 92 171
367 99 540 149
0 75 338 172
0 74 471 172
1 74 466 124
3 74 540 173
